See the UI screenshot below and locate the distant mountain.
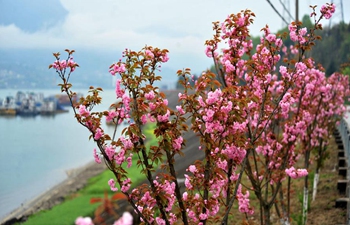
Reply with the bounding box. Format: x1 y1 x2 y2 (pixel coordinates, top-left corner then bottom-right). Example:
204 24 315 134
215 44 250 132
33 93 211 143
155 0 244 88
0 48 178 90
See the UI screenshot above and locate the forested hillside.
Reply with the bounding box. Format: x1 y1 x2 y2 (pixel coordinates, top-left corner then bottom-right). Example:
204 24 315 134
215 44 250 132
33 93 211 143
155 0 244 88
272 16 350 76
311 21 350 75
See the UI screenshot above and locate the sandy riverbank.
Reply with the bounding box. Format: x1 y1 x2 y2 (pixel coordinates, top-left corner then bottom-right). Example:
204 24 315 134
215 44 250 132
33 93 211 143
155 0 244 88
1 161 107 225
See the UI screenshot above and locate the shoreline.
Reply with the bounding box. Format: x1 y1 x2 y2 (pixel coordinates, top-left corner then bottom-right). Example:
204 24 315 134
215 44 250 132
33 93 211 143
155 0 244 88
1 161 106 225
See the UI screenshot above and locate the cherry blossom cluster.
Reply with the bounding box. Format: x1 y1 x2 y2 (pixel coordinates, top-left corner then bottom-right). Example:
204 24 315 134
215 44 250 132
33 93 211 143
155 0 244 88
288 24 308 44
320 3 336 19
285 167 308 179
51 3 348 225
109 61 126 75
75 216 94 225
51 57 78 72
236 185 254 214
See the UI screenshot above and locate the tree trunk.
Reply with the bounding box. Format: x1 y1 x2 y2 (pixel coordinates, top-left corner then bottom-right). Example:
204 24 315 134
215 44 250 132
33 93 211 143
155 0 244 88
280 218 291 225
263 204 272 225
302 186 308 225
302 150 310 225
313 139 323 201
312 171 319 201
278 187 290 225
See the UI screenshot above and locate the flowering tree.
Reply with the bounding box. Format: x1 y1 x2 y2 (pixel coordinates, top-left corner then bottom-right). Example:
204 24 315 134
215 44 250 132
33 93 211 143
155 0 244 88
50 3 347 225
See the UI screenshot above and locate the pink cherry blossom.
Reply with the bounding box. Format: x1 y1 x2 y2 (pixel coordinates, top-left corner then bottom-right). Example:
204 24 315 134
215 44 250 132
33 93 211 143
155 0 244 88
110 63 126 75
168 213 177 224
122 93 131 111
126 154 133 168
149 102 157 111
108 178 118 192
285 167 308 179
188 165 197 174
199 213 208 220
113 212 133 225
205 45 214 58
51 60 60 70
161 53 169 62
140 191 156 208
266 33 276 43
320 3 335 19
184 174 193 189
78 105 90 117
120 137 133 150
187 210 198 222
236 185 254 215
114 149 126 165
105 145 115 161
172 136 183 151
121 178 131 192
106 110 117 122
93 148 101 164
157 110 170 122
155 217 165 225
145 50 154 59
176 105 185 115
183 192 188 201
145 90 155 100
54 60 66 70
75 216 94 225
140 114 148 124
94 128 103 140
115 79 125 98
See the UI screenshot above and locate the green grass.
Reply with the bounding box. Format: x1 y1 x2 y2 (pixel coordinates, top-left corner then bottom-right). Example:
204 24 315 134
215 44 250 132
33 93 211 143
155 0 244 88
21 164 145 225
21 194 97 225
20 170 111 225
143 122 158 149
20 123 158 225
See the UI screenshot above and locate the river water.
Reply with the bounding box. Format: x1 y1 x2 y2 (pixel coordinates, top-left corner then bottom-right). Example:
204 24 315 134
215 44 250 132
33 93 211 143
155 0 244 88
0 89 120 220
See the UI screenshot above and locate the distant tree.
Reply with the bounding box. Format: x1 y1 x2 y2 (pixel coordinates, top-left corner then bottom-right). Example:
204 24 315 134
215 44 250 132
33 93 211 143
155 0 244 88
311 22 350 75
326 60 337 76
342 66 350 76
302 14 313 29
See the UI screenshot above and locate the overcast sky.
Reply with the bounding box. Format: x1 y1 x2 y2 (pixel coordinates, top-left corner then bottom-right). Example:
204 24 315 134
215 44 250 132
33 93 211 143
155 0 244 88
0 0 348 73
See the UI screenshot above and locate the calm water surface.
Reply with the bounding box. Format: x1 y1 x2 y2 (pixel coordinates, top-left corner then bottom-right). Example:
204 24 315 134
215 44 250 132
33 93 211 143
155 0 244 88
0 89 121 220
